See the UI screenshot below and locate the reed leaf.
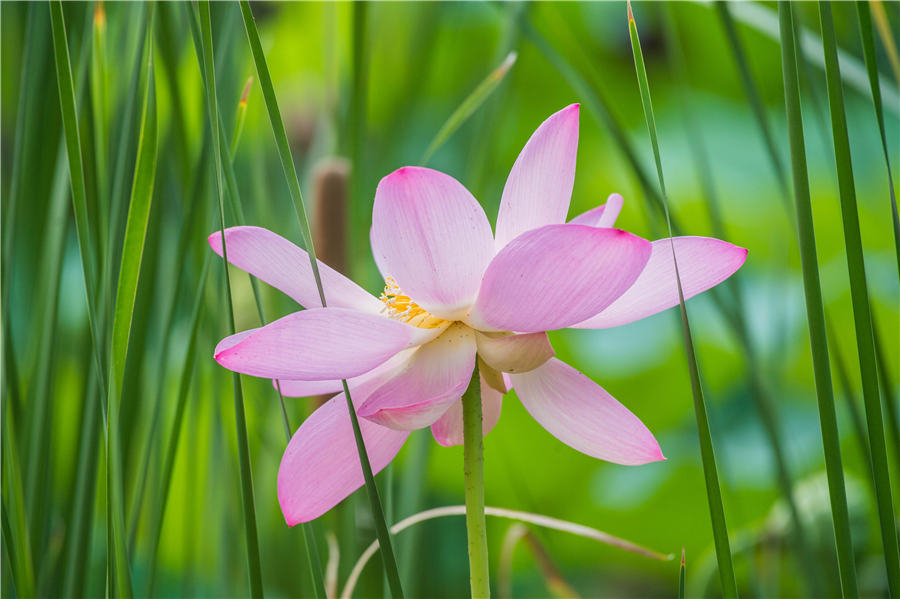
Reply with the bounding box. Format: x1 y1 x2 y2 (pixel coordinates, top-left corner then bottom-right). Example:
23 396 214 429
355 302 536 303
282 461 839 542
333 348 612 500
627 4 738 597
197 2 264 596
420 51 518 166
679 548 686 599
238 3 404 597
818 2 899 592
1 404 35 599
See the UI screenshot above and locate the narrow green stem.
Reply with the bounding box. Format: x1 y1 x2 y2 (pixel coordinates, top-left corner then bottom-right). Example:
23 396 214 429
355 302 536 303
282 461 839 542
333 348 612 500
462 364 490 599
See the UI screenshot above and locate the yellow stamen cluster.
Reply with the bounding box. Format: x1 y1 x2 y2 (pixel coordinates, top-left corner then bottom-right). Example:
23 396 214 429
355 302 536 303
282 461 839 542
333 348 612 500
379 277 448 329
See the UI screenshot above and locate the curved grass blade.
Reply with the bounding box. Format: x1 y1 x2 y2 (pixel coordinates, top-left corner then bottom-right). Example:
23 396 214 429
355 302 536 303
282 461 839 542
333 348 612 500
341 505 673 599
498 524 580 599
856 1 900 281
197 3 264 597
238 4 404 597
818 2 899 593
627 4 738 597
104 6 158 595
231 76 253 158
420 51 517 166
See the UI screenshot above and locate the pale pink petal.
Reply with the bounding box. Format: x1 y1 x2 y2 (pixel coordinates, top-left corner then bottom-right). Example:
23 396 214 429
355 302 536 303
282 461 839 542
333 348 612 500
209 226 382 313
276 349 415 398
359 323 476 430
475 332 554 374
494 104 580 251
214 308 423 380
431 377 503 447
467 224 652 333
511 359 664 465
278 372 409 524
569 193 624 228
573 237 748 329
214 328 258 354
370 167 494 320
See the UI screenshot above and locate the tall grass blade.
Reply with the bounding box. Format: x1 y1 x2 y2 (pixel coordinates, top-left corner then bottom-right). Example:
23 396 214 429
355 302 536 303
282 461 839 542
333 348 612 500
105 6 158 595
197 3 264 596
627 5 738 597
856 1 900 280
420 51 517 166
91 1 110 268
238 4 404 597
779 3 868 597
679 548 686 599
818 2 900 592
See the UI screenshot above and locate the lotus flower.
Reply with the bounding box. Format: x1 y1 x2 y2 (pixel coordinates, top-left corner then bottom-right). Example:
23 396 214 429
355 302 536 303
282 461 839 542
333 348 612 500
210 105 747 525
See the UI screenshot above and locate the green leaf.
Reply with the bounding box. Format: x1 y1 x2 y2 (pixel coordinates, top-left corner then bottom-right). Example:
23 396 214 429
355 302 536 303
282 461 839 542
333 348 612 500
420 51 517 166
627 4 738 598
818 2 898 593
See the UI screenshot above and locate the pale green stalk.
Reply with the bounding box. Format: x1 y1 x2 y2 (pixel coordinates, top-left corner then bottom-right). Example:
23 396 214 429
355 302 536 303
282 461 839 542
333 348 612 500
462 364 490 599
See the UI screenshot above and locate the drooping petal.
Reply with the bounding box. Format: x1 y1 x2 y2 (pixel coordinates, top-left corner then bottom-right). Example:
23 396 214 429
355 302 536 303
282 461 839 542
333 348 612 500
359 323 476 430
475 331 554 374
276 349 415 398
214 328 258 354
370 167 494 320
215 308 435 380
569 193 624 228
494 104 581 251
467 224 652 333
208 226 382 313
573 237 748 329
278 372 409 525
511 358 664 465
431 377 503 447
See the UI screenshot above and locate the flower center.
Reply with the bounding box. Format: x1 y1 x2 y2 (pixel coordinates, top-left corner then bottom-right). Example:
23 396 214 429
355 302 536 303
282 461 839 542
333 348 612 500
379 277 449 329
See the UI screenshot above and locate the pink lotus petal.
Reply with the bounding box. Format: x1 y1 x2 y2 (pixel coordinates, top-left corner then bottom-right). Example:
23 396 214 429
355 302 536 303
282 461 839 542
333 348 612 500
431 377 503 447
511 358 664 465
276 349 415 398
214 308 426 380
569 193 624 228
278 372 409 524
573 237 747 329
359 323 476 430
475 331 554 373
370 167 494 320
215 328 258 354
208 226 382 313
494 104 580 251
467 224 652 333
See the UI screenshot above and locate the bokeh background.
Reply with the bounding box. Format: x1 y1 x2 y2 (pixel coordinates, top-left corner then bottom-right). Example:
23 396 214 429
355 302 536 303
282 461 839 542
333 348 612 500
1 1 898 598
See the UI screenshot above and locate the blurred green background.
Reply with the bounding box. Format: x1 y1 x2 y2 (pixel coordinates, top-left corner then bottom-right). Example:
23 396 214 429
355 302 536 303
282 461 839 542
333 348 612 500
1 1 898 598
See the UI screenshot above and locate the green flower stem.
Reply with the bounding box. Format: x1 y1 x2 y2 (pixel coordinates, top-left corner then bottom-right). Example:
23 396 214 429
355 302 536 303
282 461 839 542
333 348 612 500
462 363 490 599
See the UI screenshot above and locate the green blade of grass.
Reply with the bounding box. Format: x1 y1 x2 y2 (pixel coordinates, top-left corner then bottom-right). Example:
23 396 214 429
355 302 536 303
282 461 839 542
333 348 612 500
420 51 517 166
105 6 158 595
856 1 900 281
818 2 900 592
238 4 404 597
91 2 110 272
778 3 867 597
627 5 738 597
197 3 264 596
679 548 686 599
